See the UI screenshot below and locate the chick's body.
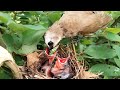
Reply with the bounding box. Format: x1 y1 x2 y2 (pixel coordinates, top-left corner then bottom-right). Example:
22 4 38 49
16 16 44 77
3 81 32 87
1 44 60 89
44 11 112 48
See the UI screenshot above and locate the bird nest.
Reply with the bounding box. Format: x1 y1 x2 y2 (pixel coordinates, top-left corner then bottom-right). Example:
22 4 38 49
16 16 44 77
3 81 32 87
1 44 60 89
20 45 100 79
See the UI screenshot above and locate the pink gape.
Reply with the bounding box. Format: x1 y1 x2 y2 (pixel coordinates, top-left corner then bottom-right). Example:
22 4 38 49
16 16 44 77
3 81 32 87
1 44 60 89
43 48 71 78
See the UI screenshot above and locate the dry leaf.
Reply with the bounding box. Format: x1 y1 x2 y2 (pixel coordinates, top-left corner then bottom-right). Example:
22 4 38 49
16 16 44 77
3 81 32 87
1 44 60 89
80 71 99 79
26 52 40 68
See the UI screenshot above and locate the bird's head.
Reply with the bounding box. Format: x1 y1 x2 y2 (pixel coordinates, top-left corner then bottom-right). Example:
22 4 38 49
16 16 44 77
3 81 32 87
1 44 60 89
44 31 62 50
44 23 64 50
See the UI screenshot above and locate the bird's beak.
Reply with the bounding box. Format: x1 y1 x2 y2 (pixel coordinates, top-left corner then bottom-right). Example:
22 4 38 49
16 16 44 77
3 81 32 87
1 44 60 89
48 45 53 50
48 41 54 50
48 51 57 64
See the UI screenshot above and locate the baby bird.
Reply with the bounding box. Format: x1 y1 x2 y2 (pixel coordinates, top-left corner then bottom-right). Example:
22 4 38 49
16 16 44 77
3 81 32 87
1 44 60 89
41 49 57 77
44 11 112 49
51 56 73 79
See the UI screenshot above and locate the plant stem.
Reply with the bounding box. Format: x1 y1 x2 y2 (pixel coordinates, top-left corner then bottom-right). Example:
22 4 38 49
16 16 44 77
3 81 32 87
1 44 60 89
72 41 77 60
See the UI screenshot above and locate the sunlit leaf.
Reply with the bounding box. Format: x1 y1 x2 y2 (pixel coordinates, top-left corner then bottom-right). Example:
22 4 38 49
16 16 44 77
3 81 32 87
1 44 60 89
0 12 12 24
105 28 120 34
81 39 93 45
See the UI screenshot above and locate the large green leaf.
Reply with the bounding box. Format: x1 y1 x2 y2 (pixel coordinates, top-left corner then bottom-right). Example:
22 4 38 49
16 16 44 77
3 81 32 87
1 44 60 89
2 30 45 55
104 31 120 42
2 34 22 53
22 29 46 45
7 21 31 32
18 30 45 54
7 20 47 33
84 44 116 59
7 21 35 32
113 45 120 59
24 24 46 30
39 14 52 27
89 64 120 77
2 34 15 52
18 44 37 54
112 45 120 68
110 11 120 20
114 58 120 68
105 28 120 34
11 33 22 49
0 12 12 24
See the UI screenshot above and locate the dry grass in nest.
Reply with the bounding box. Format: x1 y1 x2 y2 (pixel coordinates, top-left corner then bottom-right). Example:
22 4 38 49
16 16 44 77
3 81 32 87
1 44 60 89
20 44 100 79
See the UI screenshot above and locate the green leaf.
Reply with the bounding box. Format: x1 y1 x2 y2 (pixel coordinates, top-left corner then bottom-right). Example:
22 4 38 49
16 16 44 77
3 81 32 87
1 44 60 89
89 64 120 77
79 44 86 53
2 34 15 52
38 12 52 27
24 24 46 30
7 21 32 32
81 39 93 45
114 58 120 68
12 34 22 49
113 45 120 59
104 31 120 42
7 20 47 33
22 29 46 45
13 55 24 66
47 12 62 23
18 44 37 54
2 34 22 53
84 44 116 59
0 67 13 79
2 27 46 55
0 12 12 24
0 33 6 48
60 38 71 45
112 45 120 68
105 28 120 34
110 11 120 20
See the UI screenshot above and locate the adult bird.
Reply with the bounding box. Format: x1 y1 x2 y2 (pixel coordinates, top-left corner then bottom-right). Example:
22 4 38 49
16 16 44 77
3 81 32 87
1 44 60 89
44 11 112 50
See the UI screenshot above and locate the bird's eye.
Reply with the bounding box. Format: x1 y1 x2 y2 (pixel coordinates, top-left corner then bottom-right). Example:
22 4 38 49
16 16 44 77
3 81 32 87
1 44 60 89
92 11 95 14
